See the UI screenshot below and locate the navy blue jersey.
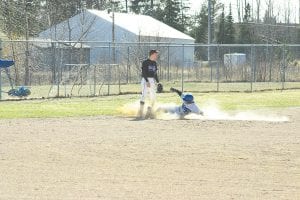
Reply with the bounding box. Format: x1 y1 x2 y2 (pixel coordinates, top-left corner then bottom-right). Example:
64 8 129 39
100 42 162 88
142 59 159 83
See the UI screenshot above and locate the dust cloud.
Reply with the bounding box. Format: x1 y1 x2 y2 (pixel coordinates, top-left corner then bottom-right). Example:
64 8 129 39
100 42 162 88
119 101 289 122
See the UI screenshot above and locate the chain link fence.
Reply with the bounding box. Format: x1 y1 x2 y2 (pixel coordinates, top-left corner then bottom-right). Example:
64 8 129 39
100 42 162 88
0 40 299 100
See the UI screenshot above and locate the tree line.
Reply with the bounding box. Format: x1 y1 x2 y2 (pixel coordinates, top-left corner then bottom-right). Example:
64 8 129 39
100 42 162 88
0 0 299 44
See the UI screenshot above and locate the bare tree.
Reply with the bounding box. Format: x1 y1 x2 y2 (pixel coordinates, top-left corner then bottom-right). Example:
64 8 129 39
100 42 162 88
236 0 243 23
284 1 291 24
24 0 30 86
2 0 20 85
265 0 274 19
255 0 261 22
242 0 245 22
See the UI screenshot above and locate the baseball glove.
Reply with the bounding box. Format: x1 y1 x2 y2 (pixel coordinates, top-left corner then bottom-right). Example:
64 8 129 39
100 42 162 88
170 87 177 92
157 83 163 93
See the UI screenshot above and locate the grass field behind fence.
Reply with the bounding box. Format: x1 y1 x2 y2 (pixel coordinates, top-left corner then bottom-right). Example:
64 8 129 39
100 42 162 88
0 89 299 119
1 81 300 100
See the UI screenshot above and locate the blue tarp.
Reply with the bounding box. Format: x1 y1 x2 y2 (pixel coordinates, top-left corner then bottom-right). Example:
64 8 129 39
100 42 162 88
0 60 14 68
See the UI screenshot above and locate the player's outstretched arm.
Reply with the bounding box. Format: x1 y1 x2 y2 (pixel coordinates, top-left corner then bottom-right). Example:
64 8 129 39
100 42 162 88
170 87 182 96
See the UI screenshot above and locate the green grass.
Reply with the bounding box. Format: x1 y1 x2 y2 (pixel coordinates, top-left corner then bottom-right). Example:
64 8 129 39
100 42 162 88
197 90 300 110
0 90 299 119
1 82 300 100
0 96 132 119
158 90 300 110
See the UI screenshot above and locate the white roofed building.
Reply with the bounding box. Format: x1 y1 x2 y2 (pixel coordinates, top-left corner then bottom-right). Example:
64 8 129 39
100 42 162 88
38 9 195 67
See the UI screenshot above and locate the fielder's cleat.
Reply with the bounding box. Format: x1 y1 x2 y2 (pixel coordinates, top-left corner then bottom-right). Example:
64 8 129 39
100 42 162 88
137 110 143 118
144 106 155 119
136 101 145 119
144 113 151 119
147 113 156 119
136 111 145 120
134 116 144 121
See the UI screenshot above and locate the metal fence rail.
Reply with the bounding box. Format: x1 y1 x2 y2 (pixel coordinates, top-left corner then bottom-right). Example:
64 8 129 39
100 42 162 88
0 40 299 100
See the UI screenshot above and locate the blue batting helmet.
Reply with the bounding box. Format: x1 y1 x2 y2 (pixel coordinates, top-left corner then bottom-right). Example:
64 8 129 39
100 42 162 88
182 93 194 103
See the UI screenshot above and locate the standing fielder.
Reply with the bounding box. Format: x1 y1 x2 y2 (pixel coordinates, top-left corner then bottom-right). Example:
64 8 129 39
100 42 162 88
138 49 160 119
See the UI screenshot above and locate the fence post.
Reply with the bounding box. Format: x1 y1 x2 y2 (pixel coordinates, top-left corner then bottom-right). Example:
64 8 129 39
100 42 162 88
253 46 257 85
93 65 96 96
268 45 272 82
209 46 212 82
167 45 170 81
217 45 220 92
0 39 2 100
282 45 286 90
181 44 184 92
250 45 254 92
0 69 1 100
56 42 60 97
118 64 121 94
108 43 111 95
127 46 130 83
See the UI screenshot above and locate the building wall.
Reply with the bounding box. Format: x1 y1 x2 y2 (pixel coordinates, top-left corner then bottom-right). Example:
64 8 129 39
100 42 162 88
38 10 195 66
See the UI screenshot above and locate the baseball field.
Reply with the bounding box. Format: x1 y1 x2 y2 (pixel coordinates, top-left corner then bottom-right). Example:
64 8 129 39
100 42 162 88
0 90 299 199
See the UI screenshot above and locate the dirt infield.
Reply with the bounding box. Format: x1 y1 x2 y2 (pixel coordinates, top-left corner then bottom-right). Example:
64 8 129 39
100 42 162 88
0 108 299 200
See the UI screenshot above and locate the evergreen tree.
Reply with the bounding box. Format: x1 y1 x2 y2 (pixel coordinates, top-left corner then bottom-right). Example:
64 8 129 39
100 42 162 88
0 0 45 38
224 3 235 44
130 0 190 32
151 5 165 22
189 3 208 43
238 3 253 43
130 0 145 14
163 0 182 32
215 3 235 44
130 0 156 15
129 0 165 22
43 0 80 27
190 0 221 43
263 9 276 25
262 8 277 43
85 0 108 10
216 6 225 44
178 0 191 33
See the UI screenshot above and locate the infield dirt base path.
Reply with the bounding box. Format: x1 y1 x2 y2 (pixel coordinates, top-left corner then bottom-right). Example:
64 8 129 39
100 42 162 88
0 108 299 200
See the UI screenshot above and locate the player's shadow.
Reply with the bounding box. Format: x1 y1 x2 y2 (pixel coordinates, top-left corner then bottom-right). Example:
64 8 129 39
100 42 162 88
130 117 145 121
